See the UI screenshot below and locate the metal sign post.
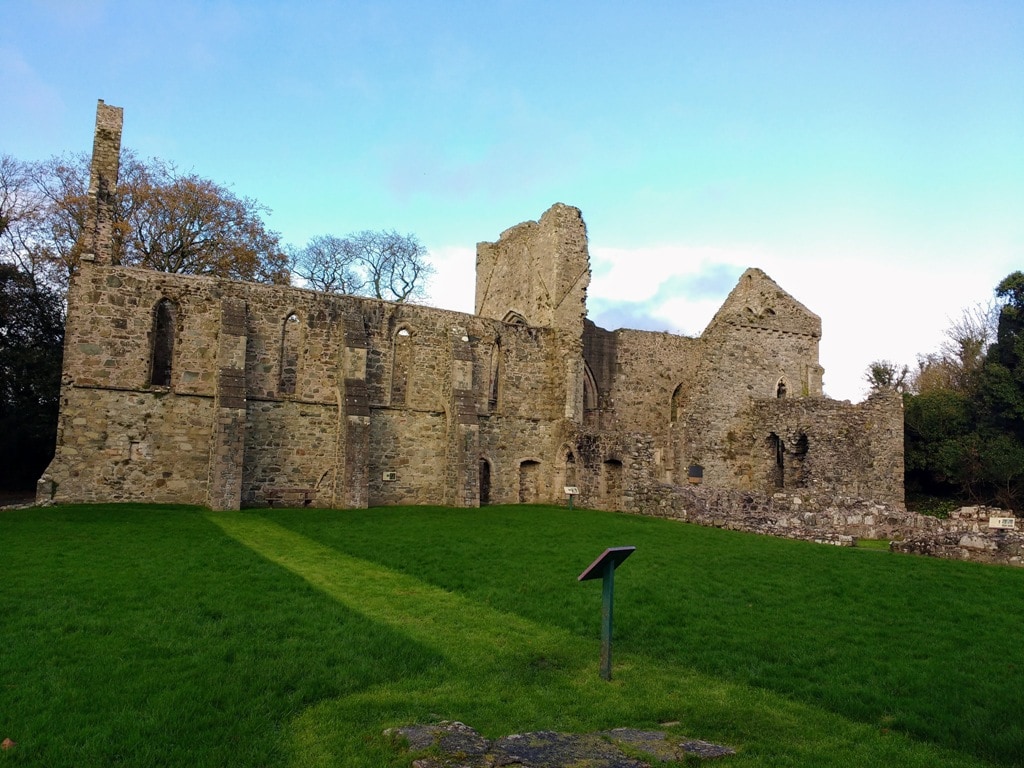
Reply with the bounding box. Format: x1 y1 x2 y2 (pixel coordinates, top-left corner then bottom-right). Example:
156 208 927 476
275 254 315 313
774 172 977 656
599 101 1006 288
564 486 579 510
578 546 635 680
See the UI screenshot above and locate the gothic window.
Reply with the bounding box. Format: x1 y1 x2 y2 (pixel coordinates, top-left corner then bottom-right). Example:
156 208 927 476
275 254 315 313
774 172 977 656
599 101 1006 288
583 367 598 410
670 383 688 423
488 341 501 411
564 451 577 487
769 433 784 488
391 327 413 406
150 298 176 387
776 379 787 398
279 313 301 395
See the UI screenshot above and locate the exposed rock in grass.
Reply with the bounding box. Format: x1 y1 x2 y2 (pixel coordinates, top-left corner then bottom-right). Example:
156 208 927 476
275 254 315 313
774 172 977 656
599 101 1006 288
387 721 736 766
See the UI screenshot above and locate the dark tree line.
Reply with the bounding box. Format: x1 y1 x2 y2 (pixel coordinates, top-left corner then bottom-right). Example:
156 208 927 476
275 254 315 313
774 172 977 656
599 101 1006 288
889 272 1024 512
0 264 64 491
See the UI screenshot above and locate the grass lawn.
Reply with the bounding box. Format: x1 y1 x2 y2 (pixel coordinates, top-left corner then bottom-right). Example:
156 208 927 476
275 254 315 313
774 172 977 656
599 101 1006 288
2 503 1023 767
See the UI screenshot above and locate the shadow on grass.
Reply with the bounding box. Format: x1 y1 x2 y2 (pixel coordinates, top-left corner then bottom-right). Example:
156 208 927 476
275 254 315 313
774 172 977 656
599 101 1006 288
255 505 1024 768
213 511 989 768
1 505 444 768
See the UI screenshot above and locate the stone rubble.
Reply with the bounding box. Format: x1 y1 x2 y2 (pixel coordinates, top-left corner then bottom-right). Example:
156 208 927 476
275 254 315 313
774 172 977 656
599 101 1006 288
386 722 736 767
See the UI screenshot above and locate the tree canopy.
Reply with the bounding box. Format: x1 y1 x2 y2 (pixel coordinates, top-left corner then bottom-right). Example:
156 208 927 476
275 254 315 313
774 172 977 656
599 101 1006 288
864 359 909 393
2 146 439 491
904 271 1024 511
1 150 289 293
0 263 64 490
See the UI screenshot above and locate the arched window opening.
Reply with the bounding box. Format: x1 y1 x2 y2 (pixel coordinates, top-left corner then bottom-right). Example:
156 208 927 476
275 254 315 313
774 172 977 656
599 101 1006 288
279 313 301 395
583 363 599 427
776 379 787 399
564 451 577 487
391 327 413 406
150 298 176 387
479 459 492 505
518 460 540 503
583 364 599 410
768 433 784 488
670 383 688 423
503 310 528 326
488 341 501 411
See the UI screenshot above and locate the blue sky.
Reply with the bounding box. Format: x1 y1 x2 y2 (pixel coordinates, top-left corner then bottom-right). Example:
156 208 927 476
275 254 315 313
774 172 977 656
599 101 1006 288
3 1 1022 400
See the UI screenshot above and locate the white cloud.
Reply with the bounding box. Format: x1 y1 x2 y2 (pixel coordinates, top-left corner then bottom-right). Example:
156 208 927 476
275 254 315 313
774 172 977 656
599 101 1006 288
422 240 1014 404
421 245 475 314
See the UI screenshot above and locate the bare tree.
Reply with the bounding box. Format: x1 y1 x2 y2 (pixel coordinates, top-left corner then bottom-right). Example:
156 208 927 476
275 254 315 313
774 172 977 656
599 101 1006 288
910 302 999 394
291 234 363 294
292 229 433 302
0 154 51 287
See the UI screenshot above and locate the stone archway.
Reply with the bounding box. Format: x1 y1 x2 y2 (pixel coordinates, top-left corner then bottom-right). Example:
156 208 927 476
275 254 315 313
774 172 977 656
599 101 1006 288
518 460 540 503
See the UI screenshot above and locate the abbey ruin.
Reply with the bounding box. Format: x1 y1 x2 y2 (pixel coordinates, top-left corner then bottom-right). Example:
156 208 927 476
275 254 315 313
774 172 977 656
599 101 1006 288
38 102 906 521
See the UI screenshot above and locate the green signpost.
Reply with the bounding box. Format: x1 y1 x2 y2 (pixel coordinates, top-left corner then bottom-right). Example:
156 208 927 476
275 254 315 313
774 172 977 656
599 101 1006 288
578 546 636 680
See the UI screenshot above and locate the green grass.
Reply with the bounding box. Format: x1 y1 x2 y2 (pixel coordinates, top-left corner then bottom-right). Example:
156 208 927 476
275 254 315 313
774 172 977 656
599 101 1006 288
855 538 892 550
2 504 1023 767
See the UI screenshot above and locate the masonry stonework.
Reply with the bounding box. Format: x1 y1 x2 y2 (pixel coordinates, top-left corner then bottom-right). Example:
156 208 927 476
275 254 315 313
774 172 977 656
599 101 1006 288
39 101 906 524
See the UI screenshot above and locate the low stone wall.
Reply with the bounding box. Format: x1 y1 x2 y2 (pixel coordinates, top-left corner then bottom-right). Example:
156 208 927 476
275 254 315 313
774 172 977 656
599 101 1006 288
630 482 918 544
630 483 1022 566
891 507 1024 567
891 531 1024 567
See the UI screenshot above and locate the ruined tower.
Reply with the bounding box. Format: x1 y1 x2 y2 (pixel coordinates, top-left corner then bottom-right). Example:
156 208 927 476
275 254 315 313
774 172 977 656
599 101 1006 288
474 203 591 421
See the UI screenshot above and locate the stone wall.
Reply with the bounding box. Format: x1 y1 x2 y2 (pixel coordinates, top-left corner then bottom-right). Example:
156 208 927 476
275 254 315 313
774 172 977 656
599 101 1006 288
40 101 906 523
745 392 905 504
475 203 590 335
890 507 1024 567
626 468 1023 567
41 262 588 510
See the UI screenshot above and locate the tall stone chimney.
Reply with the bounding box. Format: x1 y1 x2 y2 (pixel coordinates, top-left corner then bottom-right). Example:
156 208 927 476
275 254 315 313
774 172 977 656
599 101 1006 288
78 99 123 267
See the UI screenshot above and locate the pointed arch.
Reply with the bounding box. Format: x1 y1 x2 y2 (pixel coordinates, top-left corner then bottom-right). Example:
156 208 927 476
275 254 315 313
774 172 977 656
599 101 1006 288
278 312 302 395
583 360 599 408
503 310 528 326
776 377 788 399
768 432 784 488
390 325 414 406
150 298 177 387
488 339 502 412
563 448 578 487
671 382 690 423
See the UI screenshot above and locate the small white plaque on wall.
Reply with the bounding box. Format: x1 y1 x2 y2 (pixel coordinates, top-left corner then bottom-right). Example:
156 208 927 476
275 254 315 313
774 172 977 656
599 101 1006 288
988 517 1016 530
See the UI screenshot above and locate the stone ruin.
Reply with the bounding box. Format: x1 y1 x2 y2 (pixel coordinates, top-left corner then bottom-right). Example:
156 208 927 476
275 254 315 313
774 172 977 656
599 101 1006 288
39 102 1024 565
40 100 910 533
